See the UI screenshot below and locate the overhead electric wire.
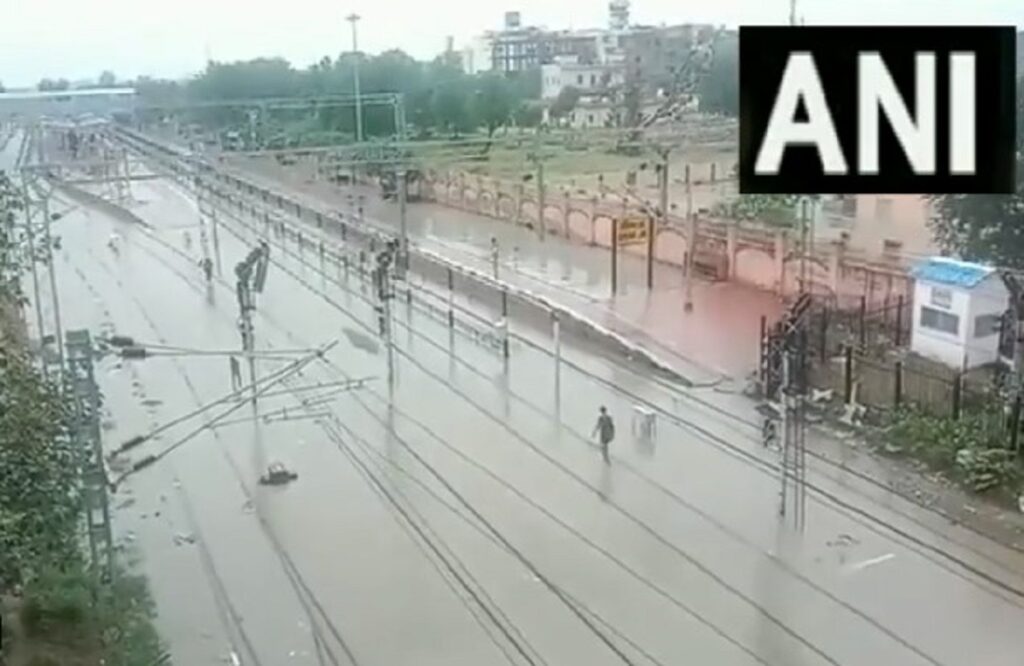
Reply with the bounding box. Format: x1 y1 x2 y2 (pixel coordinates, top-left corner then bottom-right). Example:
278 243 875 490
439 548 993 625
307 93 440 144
109 172 645 665
312 406 637 665
199 182 1005 657
77 247 350 666
109 349 318 456
323 408 672 666
96 186 550 666
109 349 324 479
113 148 1024 616
232 224 949 662
201 170 1024 599
67 258 269 666
114 135 1024 659
278 369 545 665
185 220 760 663
151 156 974 663
201 198 955 664
316 415 546 666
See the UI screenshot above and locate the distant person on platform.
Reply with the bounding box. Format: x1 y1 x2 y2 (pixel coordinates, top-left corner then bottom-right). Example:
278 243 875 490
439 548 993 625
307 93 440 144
592 406 615 464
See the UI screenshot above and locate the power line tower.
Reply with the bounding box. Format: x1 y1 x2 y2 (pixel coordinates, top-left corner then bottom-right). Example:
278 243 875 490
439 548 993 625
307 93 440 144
20 174 66 384
66 329 114 580
113 147 131 204
760 290 811 529
778 302 810 529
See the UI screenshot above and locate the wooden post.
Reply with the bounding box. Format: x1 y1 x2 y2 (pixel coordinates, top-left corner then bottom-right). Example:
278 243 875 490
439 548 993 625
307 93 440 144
447 268 455 328
894 360 903 409
646 215 654 290
844 345 854 404
895 294 904 346
951 372 962 420
1010 394 1022 453
611 217 619 296
859 295 867 348
820 305 829 363
501 290 510 360
759 315 767 385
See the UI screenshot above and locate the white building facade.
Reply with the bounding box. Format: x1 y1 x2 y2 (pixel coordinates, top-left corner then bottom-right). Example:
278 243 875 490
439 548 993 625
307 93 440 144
909 258 1008 370
540 57 625 100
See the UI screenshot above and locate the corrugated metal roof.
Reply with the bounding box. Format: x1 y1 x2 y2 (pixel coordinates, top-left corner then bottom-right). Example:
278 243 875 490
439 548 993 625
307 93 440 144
0 88 136 100
911 257 995 288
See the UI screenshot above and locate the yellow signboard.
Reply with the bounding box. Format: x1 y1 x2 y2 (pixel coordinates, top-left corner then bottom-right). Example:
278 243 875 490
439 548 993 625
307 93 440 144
616 215 650 245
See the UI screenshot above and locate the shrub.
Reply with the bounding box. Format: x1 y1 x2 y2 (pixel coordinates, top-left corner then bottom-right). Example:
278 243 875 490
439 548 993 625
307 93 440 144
888 405 1023 494
20 568 93 637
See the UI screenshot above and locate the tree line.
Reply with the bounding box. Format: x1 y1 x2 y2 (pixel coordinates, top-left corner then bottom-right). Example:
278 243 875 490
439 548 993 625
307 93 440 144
134 51 543 139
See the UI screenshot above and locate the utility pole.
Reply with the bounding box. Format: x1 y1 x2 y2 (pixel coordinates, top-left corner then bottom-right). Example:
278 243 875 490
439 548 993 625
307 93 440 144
651 148 670 290
66 329 114 581
373 239 398 388
393 96 409 275
193 176 213 280
234 241 270 404
196 178 222 275
553 312 561 417
683 217 695 311
529 131 546 242
20 177 48 380
247 108 259 151
789 0 797 26
773 293 811 529
40 188 66 384
611 216 619 296
799 198 809 294
347 13 364 143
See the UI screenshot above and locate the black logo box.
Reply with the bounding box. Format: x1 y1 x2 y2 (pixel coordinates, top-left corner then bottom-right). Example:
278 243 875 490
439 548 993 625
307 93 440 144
738 26 1017 194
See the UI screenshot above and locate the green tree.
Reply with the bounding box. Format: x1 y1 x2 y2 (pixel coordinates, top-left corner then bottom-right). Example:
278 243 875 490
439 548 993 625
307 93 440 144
0 172 80 590
432 79 471 136
697 33 738 116
0 172 24 300
188 58 301 100
717 193 804 227
0 348 79 589
133 76 183 104
930 76 1024 267
473 73 513 137
549 85 580 119
513 103 544 128
98 70 116 87
179 50 538 139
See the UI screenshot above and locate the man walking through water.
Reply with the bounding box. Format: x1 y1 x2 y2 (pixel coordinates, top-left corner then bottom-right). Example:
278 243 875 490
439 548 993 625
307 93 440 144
592 406 615 463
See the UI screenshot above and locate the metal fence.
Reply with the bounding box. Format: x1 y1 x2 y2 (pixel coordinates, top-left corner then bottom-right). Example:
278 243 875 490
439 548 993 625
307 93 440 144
812 342 1004 420
806 295 912 363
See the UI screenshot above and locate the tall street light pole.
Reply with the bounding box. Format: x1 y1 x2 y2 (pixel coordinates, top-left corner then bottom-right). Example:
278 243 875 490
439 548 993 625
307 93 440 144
346 13 364 143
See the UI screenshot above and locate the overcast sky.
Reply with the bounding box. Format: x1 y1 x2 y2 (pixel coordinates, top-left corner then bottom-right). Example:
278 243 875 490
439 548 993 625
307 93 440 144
1 0 1021 87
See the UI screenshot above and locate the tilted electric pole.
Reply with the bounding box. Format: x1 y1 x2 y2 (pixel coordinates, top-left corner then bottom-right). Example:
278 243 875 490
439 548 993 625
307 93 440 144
234 241 271 404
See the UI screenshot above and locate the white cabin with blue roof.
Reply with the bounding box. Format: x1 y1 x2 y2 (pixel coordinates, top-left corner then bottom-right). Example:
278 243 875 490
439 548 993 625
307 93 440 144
910 257 1008 370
